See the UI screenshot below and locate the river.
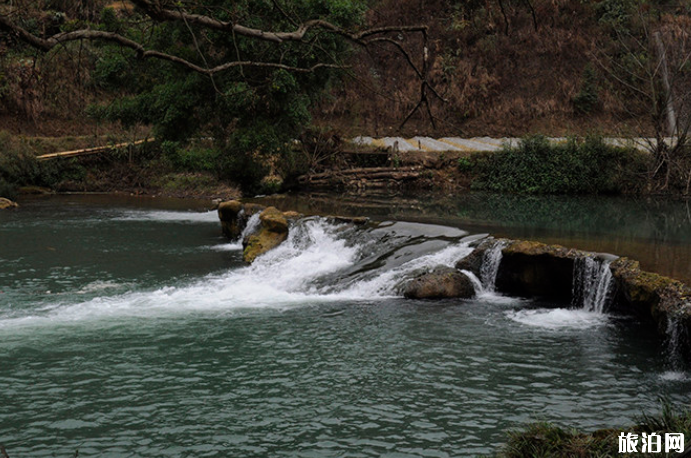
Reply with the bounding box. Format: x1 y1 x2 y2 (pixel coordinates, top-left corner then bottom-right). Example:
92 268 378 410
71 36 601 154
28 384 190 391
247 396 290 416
0 193 689 457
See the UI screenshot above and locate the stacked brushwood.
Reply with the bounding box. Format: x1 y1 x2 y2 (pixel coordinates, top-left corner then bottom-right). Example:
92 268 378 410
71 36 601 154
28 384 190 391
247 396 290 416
298 166 423 190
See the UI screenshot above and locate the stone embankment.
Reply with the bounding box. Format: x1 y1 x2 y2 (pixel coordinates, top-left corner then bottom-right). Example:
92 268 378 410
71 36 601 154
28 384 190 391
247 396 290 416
352 136 665 152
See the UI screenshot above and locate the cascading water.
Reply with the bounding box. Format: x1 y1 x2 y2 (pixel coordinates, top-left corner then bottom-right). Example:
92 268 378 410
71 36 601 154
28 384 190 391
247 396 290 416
507 255 615 330
0 217 476 329
479 239 507 292
571 256 614 313
241 212 262 239
664 315 689 374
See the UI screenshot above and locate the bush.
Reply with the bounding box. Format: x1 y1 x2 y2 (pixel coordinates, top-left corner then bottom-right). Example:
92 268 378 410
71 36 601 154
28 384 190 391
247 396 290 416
161 141 220 173
0 177 16 200
469 135 649 194
573 65 600 114
218 151 270 196
0 130 80 192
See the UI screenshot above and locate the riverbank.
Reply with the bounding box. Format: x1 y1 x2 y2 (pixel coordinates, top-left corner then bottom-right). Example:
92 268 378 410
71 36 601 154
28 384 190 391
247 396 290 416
3 129 691 199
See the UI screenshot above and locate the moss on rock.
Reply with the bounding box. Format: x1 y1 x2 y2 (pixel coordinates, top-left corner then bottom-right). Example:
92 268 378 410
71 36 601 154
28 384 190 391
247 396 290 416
242 207 290 263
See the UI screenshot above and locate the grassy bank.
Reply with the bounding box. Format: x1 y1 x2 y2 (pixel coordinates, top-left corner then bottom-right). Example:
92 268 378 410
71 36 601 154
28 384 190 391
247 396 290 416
492 403 691 457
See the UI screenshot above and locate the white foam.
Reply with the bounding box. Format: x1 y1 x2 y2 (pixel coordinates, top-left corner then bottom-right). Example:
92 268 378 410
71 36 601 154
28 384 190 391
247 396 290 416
337 242 473 298
506 308 608 330
0 219 361 330
113 210 218 223
207 243 242 252
0 218 483 330
659 371 688 382
76 280 132 294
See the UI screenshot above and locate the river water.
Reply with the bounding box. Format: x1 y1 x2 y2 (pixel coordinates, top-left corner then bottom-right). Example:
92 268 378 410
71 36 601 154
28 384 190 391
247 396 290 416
1 193 689 457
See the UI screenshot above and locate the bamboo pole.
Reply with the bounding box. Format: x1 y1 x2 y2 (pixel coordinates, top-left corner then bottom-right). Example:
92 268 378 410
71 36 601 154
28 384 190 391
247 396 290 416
36 138 152 160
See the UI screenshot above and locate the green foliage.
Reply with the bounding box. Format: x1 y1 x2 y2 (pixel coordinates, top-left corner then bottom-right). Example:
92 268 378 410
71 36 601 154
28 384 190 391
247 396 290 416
470 135 649 194
0 131 89 193
0 177 16 200
596 0 637 29
84 0 365 192
218 150 270 196
0 133 54 188
457 156 472 172
161 141 221 173
573 65 600 114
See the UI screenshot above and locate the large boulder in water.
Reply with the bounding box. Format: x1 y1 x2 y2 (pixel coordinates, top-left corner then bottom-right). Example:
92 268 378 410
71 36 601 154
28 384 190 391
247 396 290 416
242 207 289 263
496 240 579 302
404 266 476 299
0 197 18 209
217 200 244 239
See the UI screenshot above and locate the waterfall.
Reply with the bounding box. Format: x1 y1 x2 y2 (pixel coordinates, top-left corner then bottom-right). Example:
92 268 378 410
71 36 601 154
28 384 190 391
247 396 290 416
241 213 262 239
571 257 614 313
480 240 507 292
664 315 688 371
461 270 484 294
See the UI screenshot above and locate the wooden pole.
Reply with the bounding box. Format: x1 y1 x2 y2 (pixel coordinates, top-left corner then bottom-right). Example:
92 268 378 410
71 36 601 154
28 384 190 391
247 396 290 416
36 139 152 160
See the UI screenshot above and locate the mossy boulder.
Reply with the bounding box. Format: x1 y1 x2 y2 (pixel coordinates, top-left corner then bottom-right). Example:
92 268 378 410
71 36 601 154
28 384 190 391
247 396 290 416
0 197 18 209
242 207 289 263
610 257 691 327
259 206 288 233
404 266 476 299
243 203 266 217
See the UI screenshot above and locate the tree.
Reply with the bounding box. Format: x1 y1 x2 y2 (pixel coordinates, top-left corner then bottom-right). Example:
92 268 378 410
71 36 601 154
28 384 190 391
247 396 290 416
0 0 428 191
594 3 691 193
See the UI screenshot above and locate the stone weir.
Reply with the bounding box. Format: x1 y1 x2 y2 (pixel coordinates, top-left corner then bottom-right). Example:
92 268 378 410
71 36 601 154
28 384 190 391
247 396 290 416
218 201 691 358
459 238 691 358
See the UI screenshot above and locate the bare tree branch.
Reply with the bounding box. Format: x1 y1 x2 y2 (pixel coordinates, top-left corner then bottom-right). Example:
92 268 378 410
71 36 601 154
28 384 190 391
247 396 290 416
0 15 348 75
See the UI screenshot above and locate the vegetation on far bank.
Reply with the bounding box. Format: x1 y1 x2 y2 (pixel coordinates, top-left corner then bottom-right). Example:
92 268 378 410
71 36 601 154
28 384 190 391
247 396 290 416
463 135 655 195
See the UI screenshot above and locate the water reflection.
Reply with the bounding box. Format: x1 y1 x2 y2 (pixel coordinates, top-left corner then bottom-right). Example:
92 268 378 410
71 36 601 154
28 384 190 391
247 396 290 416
253 192 691 283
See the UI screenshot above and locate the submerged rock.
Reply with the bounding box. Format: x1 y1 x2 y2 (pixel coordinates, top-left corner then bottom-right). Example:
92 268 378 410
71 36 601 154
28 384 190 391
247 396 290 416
242 207 289 263
404 266 475 299
0 197 18 209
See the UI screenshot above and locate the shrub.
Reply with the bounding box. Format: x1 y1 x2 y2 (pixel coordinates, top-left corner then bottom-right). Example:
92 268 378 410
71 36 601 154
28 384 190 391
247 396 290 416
470 135 649 194
0 130 79 192
573 65 600 114
161 141 220 173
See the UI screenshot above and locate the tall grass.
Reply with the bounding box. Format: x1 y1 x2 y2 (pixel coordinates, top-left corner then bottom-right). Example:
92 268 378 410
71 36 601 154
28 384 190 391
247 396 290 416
495 402 691 457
